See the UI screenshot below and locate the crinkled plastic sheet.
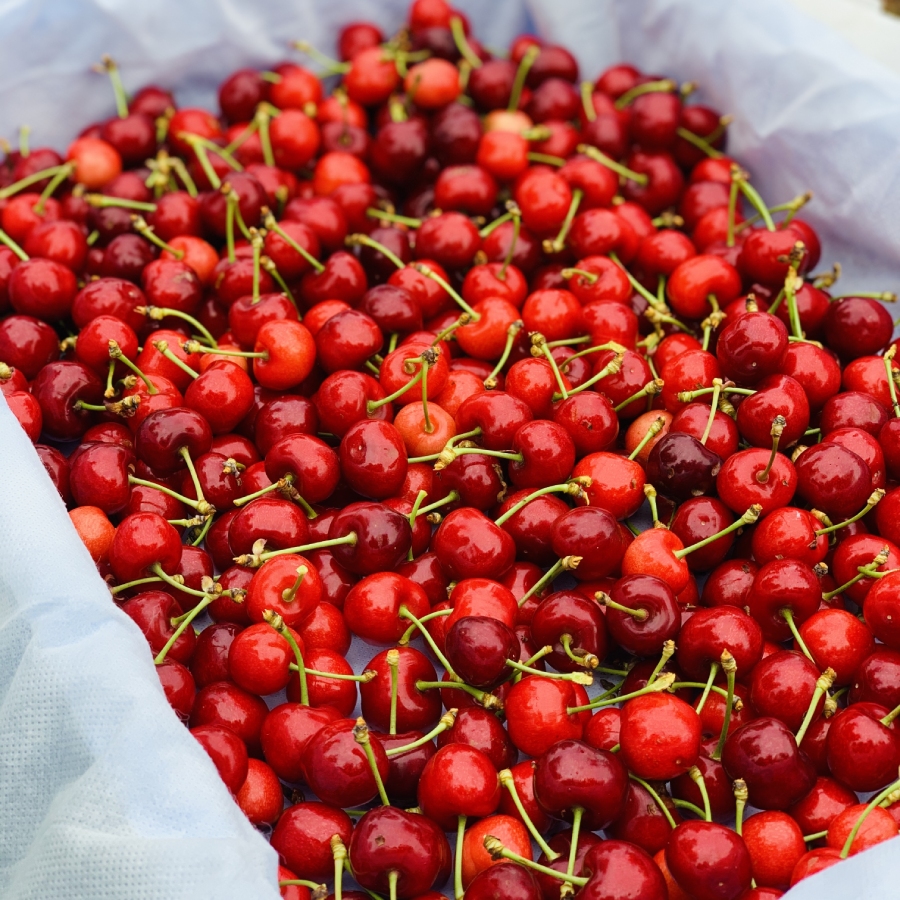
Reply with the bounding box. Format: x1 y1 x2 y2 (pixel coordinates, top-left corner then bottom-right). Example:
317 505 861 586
1 1 899 898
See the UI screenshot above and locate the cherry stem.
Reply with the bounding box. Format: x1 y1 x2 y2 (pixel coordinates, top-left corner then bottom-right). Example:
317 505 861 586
672 798 706 818
33 162 75 216
736 175 776 231
265 609 309 704
516 556 577 607
239 532 357 566
782 608 815 662
449 16 482 68
674 504 761 558
178 446 206 506
815 489 885 536
261 256 298 308
726 175 739 248
629 774 677 830
127 475 211 515
368 364 425 412
528 151 566 166
385 709 458 757
280 881 323 891
567 807 584 878
802 831 828 843
154 591 214 664
700 380 724 446
498 210 521 281
523 645 554 668
281 565 308 604
558 339 628 370
688 766 712 822
644 484 661 527
734 779 748 835
616 78 676 108
597 592 649 622
0 227 28 261
580 81 597 122
262 210 325 273
386 648 400 735
628 417 666 462
880 700 900 727
576 143 649 185
614 377 665 414
293 40 350 74
414 263 480 320
0 164 73 200
648 640 676 685
108 340 158 393
397 609 452 647
508 45 540 112
841 776 900 859
530 334 570 400
353 718 390 806
451 447 524 465
794 667 837 745
559 632 600 670
18 125 29 158
223 189 238 263
479 208 516 238
331 835 346 900
452 815 467 900
184 341 267 361
695 662 720 715
496 481 586 527
712 651 738 760
884 345 900 417
484 320 524 388
415 679 495 708
497 769 559 859
420 354 433 434
483 837 587 886
137 306 216 348
249 228 263 302
233 474 294 508
505 655 593 685
130 214 182 257
543 190 583 255
153 340 198 379
399 605 458 677
109 575 163 595
568 672 676 714
364 208 422 231
95 55 129 117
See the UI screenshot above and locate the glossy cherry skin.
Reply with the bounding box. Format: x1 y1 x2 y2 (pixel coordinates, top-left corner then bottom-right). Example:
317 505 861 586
109 513 182 583
646 432 722 501
750 506 826 567
465 862 542 900
302 717 390 808
747 558 821 642
189 681 268 755
749 650 822 732
31 360 104 442
722 717 816 810
530 590 608 674
604 574 681 657
271 801 353 881
260 703 341 784
677 606 764 682
360 646 441 733
444 615 520 690
825 703 900 793
190 724 248 795
666 820 752 900
417 743 501 831
437 707 518 772
716 448 797 517
328 502 413 576
580 840 667 900
572 452 646 519
432 507 516 581
787 776 857 836
550 507 626 581
850 648 900 708
620 692 702 781
533 739 627 830
342 572 430 645
794 442 872 519
505 676 590 757
351 807 450 900
798 608 876 686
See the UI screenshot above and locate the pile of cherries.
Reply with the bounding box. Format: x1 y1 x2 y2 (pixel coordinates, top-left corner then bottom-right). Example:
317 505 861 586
6 0 900 897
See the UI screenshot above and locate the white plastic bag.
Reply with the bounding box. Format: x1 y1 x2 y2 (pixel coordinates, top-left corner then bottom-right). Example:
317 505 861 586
2 1 899 898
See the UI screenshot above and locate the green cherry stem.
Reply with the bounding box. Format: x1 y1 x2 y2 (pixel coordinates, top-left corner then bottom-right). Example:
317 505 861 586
689 766 712 822
265 609 309 704
398 605 458 677
567 807 584 877
734 779 748 835
794 667 837 745
516 555 581 607
577 144 648 185
498 768 560 859
674 505 761 558
567 672 676 714
385 710 458 757
841 776 900 859
483 836 587 886
712 650 737 761
353 718 390 806
484 319 524 388
508 45 540 113
627 416 666 461
628 774 677 830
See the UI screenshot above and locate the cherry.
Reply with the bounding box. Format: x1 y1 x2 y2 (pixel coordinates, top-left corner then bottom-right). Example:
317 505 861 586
749 650 823 732
190 681 269 754
824 296 894 361
465 862 542 900
438 707 518 772
646 431 722 500
444 615 520 690
850 648 900 708
794 442 872 519
747 559 821 642
260 702 341 784
602 574 680 657
339 419 408 499
742 811 806 892
530 589 608 673
722 717 816 810
788 776 858 836
505 676 589 757
798 608 876 686
432 507 516 580
191 724 248 795
620 691 702 780
328 502 413 575
349 806 450 900
825 702 900 793
580 840 668 900
418 743 501 831
677 606 763 682
270 801 353 881
666 821 752 900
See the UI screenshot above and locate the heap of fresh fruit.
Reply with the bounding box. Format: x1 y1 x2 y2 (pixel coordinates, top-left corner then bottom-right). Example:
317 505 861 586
4 0 900 897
